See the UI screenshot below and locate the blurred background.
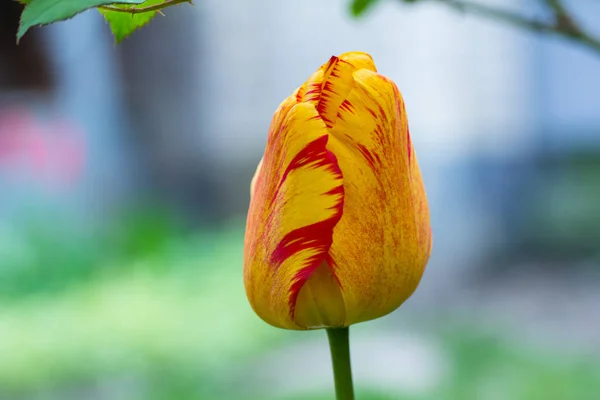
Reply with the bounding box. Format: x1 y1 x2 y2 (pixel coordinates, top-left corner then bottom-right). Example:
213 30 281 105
1 0 600 399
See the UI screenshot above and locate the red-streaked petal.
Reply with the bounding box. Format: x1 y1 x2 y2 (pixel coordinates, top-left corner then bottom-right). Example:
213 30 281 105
244 102 344 329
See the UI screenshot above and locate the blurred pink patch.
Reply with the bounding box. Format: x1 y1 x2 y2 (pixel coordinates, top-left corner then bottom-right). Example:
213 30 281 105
0 107 86 188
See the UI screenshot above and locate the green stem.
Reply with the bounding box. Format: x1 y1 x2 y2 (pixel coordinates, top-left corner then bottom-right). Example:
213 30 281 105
326 327 355 400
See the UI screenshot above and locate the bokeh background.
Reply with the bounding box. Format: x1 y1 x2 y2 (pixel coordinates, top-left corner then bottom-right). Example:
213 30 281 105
1 0 600 399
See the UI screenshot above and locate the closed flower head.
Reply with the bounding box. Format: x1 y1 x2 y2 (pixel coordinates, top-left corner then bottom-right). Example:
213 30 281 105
244 52 432 330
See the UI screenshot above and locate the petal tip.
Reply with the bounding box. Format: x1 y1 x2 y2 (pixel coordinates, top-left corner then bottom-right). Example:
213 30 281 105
339 51 377 72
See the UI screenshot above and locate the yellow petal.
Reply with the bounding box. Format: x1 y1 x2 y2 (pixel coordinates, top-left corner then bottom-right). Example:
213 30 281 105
302 53 375 129
338 51 377 72
325 67 432 326
244 102 344 330
294 260 346 329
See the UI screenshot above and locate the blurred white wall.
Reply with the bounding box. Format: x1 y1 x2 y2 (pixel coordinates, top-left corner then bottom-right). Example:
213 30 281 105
45 11 139 218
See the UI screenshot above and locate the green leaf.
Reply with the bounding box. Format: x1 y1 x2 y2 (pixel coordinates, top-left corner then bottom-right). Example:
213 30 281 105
350 0 380 17
99 0 165 43
18 0 146 42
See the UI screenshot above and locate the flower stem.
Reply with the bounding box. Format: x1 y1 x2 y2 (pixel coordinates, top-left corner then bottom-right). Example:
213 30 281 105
326 327 355 400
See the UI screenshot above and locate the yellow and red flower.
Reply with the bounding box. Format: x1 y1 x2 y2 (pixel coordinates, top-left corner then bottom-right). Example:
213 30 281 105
244 52 432 330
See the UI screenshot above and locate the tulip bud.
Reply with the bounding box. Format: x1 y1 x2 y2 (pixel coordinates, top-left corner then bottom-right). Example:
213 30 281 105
244 52 432 330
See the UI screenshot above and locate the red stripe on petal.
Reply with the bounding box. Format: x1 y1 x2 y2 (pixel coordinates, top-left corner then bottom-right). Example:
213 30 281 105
357 143 380 171
282 216 342 317
282 215 344 319
322 56 339 77
268 135 344 319
304 85 322 102
270 136 344 267
339 99 354 114
316 57 355 128
273 135 342 201
287 251 345 321
271 218 339 270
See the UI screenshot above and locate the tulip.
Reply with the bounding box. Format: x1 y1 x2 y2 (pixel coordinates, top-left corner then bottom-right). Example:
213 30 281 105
243 51 432 399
